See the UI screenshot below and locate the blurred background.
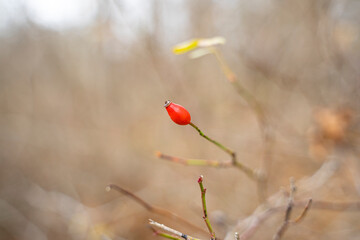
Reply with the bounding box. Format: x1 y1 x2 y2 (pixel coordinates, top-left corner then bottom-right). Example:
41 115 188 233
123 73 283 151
1 0 360 239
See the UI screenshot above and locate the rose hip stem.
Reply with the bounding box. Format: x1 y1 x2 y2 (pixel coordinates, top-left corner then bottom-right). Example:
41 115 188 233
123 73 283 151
189 122 256 179
189 122 235 160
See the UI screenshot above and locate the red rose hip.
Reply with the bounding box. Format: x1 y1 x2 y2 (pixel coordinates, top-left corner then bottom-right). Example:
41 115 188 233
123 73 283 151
164 100 191 125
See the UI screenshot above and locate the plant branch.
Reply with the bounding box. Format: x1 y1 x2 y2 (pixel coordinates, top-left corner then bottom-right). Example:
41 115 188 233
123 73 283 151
106 184 153 210
211 48 264 123
155 151 231 167
106 184 208 235
189 122 235 160
150 226 182 240
198 175 216 240
149 219 201 240
272 178 296 240
210 47 273 202
188 122 257 180
292 198 312 224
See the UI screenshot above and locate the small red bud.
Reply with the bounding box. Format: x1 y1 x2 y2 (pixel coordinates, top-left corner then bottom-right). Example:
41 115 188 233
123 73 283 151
198 175 203 183
164 100 191 125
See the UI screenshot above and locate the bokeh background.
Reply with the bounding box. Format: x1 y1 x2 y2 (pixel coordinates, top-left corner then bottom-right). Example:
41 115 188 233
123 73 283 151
1 0 360 239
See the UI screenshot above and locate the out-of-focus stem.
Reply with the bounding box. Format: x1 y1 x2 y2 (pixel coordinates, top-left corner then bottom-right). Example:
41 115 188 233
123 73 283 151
211 47 272 203
292 199 312 223
211 48 264 121
273 179 313 240
107 184 208 235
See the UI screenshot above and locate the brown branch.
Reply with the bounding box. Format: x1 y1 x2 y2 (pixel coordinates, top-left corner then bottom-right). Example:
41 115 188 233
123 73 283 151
235 198 360 240
292 199 312 224
296 200 360 211
106 184 208 235
227 153 342 240
272 178 296 240
106 184 153 210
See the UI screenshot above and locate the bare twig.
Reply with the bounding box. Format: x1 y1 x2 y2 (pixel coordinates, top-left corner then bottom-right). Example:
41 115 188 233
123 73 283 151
149 219 201 240
272 178 296 240
106 184 208 235
156 149 257 181
188 122 236 163
210 47 273 202
297 199 360 211
198 175 216 240
150 226 182 240
228 155 341 240
292 199 312 224
228 198 360 240
106 184 153 210
155 151 232 168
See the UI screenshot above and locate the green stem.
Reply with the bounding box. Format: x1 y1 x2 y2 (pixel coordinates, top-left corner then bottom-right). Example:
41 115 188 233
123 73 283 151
212 48 265 123
189 122 257 180
189 122 235 160
155 232 182 240
198 176 215 240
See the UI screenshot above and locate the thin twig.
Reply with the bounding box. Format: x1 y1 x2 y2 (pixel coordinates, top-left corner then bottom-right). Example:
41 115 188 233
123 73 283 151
189 122 236 161
297 199 360 211
155 151 231 167
211 48 264 124
106 184 153 210
291 198 312 224
198 175 216 240
149 219 201 240
150 226 182 240
233 199 358 240
210 47 272 202
227 152 341 240
272 178 296 240
188 122 257 180
106 184 208 235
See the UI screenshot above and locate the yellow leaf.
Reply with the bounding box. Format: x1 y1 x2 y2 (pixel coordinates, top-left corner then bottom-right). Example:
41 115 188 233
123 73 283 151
172 39 199 54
